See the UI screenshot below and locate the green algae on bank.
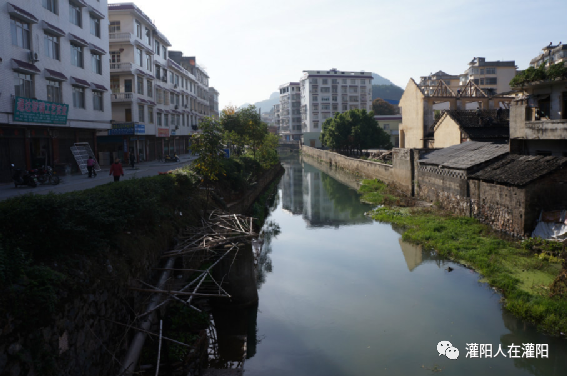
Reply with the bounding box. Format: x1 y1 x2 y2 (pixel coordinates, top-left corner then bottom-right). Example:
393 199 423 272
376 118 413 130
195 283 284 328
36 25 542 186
358 179 567 335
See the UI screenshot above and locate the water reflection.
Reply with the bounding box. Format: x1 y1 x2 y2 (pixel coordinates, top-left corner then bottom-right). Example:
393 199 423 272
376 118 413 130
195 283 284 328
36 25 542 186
280 155 372 228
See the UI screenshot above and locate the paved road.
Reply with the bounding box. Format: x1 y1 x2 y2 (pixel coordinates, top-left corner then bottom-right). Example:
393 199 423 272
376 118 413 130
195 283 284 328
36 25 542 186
0 154 198 201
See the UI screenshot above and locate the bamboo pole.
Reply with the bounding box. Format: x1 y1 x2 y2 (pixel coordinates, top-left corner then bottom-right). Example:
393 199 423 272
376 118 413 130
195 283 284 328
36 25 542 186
155 320 162 376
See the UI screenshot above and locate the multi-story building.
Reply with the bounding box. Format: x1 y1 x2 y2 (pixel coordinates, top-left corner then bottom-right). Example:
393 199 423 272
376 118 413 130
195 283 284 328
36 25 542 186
0 0 111 181
510 44 567 157
102 3 211 163
208 87 219 119
419 71 461 95
278 82 301 141
529 42 567 68
374 115 401 147
300 69 373 147
169 54 210 122
459 57 517 95
273 103 280 133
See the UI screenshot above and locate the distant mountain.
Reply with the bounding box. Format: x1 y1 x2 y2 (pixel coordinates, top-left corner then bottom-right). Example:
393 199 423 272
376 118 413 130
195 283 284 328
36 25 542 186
372 84 404 101
240 92 280 113
372 73 394 86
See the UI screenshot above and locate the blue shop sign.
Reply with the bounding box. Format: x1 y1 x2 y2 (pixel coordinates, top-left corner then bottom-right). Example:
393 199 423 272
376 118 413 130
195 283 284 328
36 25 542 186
135 124 145 134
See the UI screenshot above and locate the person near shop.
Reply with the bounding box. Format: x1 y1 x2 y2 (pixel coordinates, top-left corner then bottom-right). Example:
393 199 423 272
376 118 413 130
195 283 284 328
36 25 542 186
109 158 125 182
129 153 136 169
87 156 96 178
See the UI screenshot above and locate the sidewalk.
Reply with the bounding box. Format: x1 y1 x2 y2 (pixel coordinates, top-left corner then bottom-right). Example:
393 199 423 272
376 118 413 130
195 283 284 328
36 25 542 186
0 154 198 201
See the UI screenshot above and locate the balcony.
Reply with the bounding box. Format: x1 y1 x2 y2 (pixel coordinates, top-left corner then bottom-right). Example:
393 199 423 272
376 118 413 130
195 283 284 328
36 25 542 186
523 120 567 140
109 32 133 42
111 92 134 102
110 62 134 73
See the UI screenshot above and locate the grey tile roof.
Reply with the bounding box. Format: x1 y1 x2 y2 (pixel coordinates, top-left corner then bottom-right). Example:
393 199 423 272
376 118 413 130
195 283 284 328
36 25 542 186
433 110 510 141
419 141 509 170
470 155 567 186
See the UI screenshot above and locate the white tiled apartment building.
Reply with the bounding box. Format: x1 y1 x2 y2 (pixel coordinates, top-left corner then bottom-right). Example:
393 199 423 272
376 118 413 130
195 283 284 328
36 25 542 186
0 0 111 181
102 3 209 162
278 82 301 141
300 69 373 147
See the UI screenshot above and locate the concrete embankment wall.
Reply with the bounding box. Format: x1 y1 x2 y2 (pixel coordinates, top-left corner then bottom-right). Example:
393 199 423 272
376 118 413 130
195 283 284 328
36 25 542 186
301 146 414 195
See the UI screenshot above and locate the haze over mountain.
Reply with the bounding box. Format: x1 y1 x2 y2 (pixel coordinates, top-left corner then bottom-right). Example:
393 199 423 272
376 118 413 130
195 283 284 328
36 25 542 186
242 73 400 113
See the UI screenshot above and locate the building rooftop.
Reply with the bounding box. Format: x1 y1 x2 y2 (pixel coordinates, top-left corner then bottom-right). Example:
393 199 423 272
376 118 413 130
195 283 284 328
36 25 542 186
108 3 171 46
470 155 567 186
419 141 509 170
441 110 510 140
468 57 516 67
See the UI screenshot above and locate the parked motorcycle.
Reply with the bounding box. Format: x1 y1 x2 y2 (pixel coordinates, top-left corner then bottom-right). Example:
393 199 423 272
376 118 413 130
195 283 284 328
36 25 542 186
10 164 37 188
32 165 60 185
164 154 180 163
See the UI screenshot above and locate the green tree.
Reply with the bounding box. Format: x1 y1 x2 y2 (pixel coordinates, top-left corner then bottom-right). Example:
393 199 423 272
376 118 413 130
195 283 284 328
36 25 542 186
257 133 279 169
372 98 398 115
221 105 268 161
190 118 225 207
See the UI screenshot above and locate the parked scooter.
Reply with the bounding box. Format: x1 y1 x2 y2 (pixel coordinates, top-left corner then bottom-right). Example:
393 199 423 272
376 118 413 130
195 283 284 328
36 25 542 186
32 165 60 185
164 154 180 163
10 164 37 188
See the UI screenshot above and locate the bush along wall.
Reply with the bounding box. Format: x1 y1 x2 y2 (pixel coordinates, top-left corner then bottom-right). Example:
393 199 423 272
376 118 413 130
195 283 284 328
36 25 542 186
0 173 207 376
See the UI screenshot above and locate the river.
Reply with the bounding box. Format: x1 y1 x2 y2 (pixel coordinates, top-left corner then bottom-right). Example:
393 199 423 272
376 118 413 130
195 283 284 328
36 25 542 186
238 153 567 376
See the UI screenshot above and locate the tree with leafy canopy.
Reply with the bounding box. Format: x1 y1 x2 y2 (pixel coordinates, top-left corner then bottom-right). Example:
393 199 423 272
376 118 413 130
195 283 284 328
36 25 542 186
372 98 398 115
190 117 225 208
221 105 267 160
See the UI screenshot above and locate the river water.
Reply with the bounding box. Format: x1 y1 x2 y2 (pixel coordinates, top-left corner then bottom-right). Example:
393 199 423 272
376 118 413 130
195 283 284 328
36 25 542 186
241 154 567 376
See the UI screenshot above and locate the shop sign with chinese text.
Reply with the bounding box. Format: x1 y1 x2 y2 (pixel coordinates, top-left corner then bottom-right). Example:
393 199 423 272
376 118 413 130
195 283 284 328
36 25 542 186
13 97 69 125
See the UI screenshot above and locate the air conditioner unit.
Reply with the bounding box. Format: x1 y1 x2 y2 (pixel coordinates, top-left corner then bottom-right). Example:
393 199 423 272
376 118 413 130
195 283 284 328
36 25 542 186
29 51 39 63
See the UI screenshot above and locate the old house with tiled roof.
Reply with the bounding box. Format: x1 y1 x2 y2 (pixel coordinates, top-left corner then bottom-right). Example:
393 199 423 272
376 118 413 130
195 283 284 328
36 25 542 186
416 141 509 216
469 155 567 237
432 109 510 148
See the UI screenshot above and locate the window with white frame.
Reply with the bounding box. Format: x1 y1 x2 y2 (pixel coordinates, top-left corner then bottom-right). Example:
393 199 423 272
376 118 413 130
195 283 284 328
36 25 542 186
145 27 151 45
69 4 82 27
135 20 142 38
136 48 143 66
14 72 33 98
137 76 144 95
109 21 120 33
90 16 100 37
72 86 85 108
157 113 162 126
486 67 496 75
164 114 169 126
147 80 153 97
312 95 318 102
138 105 145 122
322 96 330 102
148 108 154 124
46 80 62 103
322 79 328 84
110 51 120 64
383 124 390 130
44 34 60 60
91 53 102 74
93 91 103 111
43 0 58 14
155 40 160 55
71 44 83 68
146 54 152 71
10 18 30 49
311 78 318 84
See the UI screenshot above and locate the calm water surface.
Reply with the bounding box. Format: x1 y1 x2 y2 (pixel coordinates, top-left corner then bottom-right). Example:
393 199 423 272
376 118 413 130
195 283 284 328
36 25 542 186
243 154 567 376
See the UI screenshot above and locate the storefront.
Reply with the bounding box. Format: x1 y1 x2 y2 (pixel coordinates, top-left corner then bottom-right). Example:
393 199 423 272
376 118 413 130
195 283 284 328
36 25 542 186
0 127 26 183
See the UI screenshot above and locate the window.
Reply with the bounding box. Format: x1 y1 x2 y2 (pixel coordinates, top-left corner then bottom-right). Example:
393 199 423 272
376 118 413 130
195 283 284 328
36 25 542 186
109 21 120 33
480 78 485 85
69 4 82 27
71 44 84 68
342 79 347 84
110 77 119 93
170 92 174 104
157 113 162 126
155 40 160 55
349 96 359 102
486 67 496 74
332 103 338 111
155 65 161 79
332 79 338 84
313 121 319 129
170 72 174 83
10 17 30 49
383 124 390 130
164 114 169 126
72 86 85 108
175 75 179 86
162 69 168 82
138 105 145 122
148 108 154 124
351 79 356 84
322 79 328 84
480 69 485 75
146 54 152 71
360 79 365 84
44 34 60 60
322 104 330 110
90 16 100 37
110 51 120 64
313 104 319 111
124 79 132 93
137 76 144 95
43 0 58 14
136 48 143 66
163 47 167 59
147 80 153 97
46 80 62 103
312 95 318 102
145 27 151 45
332 96 337 102
349 87 358 93
91 54 102 74
93 91 103 111
485 77 497 85
322 96 330 102
175 95 180 106
135 20 142 38
311 78 318 84
14 73 33 98
321 87 330 93
342 104 347 111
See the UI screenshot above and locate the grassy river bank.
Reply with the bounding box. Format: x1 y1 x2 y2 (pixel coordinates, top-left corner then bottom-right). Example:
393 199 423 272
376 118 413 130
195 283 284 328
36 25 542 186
359 178 567 335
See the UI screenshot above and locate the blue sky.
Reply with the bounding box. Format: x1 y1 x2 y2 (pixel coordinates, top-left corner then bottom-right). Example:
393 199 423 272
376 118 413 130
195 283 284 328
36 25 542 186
109 0 566 109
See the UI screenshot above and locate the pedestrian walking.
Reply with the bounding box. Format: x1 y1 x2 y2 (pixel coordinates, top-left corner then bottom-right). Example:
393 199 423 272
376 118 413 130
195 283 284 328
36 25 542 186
87 156 96 178
109 158 125 182
129 153 136 169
